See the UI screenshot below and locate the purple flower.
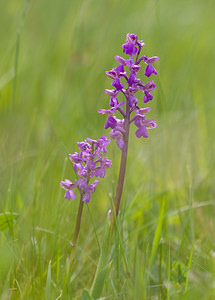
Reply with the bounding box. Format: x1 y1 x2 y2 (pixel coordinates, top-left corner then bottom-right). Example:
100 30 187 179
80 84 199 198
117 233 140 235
60 136 111 203
99 33 159 148
109 97 118 107
69 152 84 163
122 33 146 57
104 89 118 97
86 159 96 170
128 93 138 107
135 107 151 115
143 80 157 92
82 180 99 203
112 78 124 91
106 65 126 80
98 108 114 116
110 130 125 149
60 179 79 200
135 125 149 138
125 33 138 45
60 179 76 190
94 167 106 178
122 43 138 56
105 70 118 79
114 64 125 73
144 56 159 64
131 64 141 73
143 56 159 77
144 64 158 77
137 40 145 47
64 190 76 201
144 90 153 103
115 56 126 65
134 117 157 138
127 72 141 86
104 116 117 129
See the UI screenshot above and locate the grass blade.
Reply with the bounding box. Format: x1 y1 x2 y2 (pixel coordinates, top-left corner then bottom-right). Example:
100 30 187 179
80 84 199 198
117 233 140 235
90 218 112 299
0 212 19 231
82 289 93 300
45 260 52 299
149 198 166 268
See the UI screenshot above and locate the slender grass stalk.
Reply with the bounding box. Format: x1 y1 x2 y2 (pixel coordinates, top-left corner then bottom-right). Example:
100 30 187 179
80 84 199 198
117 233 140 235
11 0 31 109
167 246 171 300
184 247 193 293
86 204 100 250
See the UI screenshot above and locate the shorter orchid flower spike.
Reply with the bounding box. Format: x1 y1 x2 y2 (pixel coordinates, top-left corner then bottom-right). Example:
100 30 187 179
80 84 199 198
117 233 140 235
60 136 112 203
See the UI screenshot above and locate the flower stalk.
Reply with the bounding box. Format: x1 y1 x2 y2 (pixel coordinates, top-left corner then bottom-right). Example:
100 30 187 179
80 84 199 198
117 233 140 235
72 194 84 246
114 95 130 216
60 136 112 247
99 33 159 217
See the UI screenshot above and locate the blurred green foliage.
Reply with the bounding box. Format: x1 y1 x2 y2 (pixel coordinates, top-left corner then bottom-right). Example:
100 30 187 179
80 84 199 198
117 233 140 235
0 0 215 299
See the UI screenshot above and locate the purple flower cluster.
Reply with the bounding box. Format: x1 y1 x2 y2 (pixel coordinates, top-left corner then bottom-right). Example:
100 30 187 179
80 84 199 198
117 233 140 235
60 136 112 203
98 33 159 149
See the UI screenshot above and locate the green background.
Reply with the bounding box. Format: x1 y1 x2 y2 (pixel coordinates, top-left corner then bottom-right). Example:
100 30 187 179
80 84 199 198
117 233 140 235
0 0 215 299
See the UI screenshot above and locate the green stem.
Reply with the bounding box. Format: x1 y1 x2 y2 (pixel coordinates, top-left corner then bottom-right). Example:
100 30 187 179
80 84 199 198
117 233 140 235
114 96 130 217
73 194 84 246
65 194 84 280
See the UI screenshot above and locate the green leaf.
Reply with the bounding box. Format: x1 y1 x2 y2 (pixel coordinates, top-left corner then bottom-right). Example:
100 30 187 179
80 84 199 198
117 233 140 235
91 262 112 299
149 198 166 268
185 247 193 291
0 212 19 231
90 218 112 299
45 260 52 299
82 289 93 300
171 261 188 284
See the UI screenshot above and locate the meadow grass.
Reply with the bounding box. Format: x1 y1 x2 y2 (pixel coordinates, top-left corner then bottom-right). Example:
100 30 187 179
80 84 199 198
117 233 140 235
0 0 215 299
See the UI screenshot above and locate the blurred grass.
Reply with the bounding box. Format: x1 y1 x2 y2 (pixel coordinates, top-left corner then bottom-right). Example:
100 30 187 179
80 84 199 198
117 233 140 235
0 0 215 299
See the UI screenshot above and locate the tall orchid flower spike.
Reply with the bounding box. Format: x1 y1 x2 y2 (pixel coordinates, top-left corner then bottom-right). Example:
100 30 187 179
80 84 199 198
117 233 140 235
98 33 159 216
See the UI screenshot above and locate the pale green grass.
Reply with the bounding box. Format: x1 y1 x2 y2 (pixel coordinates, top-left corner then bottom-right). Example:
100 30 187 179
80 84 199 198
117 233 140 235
0 0 215 299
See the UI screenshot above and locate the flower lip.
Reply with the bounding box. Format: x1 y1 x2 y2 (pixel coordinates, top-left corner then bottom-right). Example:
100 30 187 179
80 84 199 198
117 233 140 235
104 115 117 129
64 190 76 200
122 41 138 56
136 125 148 138
144 90 153 103
112 78 124 91
144 64 158 77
